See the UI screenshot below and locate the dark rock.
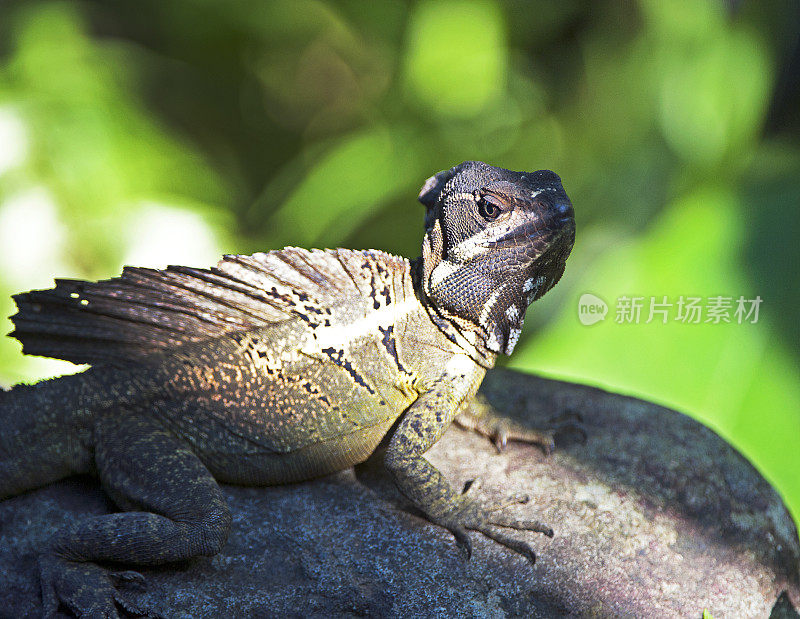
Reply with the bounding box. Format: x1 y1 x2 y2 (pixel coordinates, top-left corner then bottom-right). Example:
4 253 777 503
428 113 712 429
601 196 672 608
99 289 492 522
1 369 797 617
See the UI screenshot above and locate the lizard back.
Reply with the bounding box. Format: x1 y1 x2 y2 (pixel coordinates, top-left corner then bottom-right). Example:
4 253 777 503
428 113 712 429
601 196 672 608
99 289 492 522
10 247 473 480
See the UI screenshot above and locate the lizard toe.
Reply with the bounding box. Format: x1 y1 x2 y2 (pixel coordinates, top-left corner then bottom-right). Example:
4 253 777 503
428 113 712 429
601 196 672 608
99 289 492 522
448 493 552 562
39 554 159 618
487 512 554 536
484 491 531 512
481 492 553 535
495 422 555 455
472 523 538 565
110 569 147 590
441 521 473 561
111 571 165 618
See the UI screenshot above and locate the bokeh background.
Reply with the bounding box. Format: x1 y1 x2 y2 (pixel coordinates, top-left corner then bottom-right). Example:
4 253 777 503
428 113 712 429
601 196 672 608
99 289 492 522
0 0 798 529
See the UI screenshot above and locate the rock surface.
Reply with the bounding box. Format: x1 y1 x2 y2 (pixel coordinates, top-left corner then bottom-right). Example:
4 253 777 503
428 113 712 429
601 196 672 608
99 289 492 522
1 369 798 617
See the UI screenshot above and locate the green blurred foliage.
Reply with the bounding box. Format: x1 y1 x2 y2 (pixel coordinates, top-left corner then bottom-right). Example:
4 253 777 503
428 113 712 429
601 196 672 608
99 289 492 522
404 0 506 117
0 0 798 530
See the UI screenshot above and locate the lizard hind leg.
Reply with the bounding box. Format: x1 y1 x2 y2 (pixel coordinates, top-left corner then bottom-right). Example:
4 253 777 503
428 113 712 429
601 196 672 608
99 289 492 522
39 412 231 618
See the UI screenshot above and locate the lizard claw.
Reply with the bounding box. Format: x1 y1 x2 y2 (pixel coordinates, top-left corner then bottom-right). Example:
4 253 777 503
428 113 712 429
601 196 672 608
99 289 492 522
492 430 509 453
461 477 483 497
448 523 473 561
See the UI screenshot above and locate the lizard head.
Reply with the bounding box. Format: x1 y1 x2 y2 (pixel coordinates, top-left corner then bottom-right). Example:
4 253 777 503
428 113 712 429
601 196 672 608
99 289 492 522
418 160 575 356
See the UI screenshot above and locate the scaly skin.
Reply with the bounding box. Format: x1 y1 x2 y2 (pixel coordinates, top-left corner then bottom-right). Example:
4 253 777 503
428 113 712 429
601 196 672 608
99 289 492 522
0 161 575 616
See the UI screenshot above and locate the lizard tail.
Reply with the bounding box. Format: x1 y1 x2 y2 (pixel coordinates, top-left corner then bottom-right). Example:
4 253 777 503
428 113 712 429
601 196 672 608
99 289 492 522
0 375 94 499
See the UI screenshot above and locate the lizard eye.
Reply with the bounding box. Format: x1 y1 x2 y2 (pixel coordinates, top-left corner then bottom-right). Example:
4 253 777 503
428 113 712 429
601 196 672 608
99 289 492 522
477 194 503 221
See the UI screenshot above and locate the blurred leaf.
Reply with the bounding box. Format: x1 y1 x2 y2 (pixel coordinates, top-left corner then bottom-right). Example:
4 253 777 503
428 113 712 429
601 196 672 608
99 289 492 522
652 9 772 166
639 0 726 40
266 126 430 248
403 0 507 118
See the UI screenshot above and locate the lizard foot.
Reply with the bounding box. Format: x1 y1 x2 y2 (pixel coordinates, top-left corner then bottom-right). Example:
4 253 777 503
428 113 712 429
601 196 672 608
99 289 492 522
485 410 588 454
439 481 553 565
456 396 588 454
39 554 160 618
487 419 556 455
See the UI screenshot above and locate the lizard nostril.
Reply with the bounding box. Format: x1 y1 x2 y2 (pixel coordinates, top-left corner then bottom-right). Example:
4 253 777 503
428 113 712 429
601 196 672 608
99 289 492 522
555 200 574 219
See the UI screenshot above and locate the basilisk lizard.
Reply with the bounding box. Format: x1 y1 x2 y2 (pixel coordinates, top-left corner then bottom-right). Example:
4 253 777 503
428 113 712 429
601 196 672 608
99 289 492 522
1 160 575 616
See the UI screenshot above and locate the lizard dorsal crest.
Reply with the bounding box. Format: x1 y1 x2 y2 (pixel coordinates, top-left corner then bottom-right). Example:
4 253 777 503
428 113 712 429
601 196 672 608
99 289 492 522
10 248 409 366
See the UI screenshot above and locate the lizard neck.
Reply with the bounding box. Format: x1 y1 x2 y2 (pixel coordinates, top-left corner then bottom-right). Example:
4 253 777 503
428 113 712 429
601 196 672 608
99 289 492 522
411 255 497 370
416 218 548 358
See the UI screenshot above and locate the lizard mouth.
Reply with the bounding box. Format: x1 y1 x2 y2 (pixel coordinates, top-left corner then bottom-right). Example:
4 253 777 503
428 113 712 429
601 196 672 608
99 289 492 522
535 223 574 265
522 220 575 295
486 216 574 264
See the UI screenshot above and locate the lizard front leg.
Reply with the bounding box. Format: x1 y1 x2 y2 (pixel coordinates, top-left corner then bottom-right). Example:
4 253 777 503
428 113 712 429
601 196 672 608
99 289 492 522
383 356 553 563
39 411 231 618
